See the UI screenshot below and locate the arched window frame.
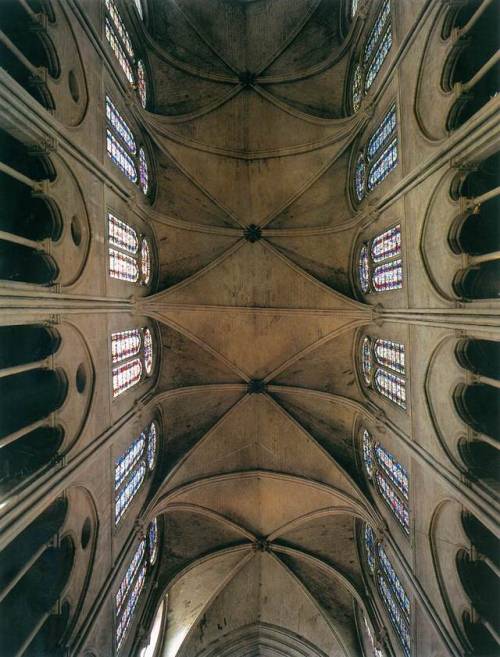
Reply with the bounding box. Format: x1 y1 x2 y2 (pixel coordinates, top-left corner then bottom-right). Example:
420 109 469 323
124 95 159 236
115 518 160 653
360 336 407 409
357 223 402 294
361 428 410 533
111 327 156 398
349 0 393 112
363 525 411 657
108 211 152 286
105 96 152 195
352 104 399 202
104 0 149 108
114 420 159 524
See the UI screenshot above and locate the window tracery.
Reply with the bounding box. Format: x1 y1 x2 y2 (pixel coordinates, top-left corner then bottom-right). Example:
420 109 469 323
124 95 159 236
360 337 407 409
358 224 402 293
353 105 398 201
364 526 411 656
111 327 155 397
108 212 152 285
116 519 159 652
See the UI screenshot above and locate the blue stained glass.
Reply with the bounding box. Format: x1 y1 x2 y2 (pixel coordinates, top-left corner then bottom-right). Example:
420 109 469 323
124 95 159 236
137 60 147 108
148 517 158 565
376 472 410 532
105 19 134 85
362 337 373 385
108 213 139 255
111 329 142 364
139 148 149 194
374 443 408 498
115 461 146 523
105 0 134 59
109 248 139 282
363 0 391 65
115 433 146 489
365 28 393 91
147 422 157 470
116 539 146 612
359 244 370 293
355 153 366 201
367 106 396 160
363 429 374 477
116 563 146 650
373 339 405 374
377 574 411 656
367 139 398 191
378 544 411 619
371 225 401 262
107 130 138 183
364 524 376 573
374 369 406 408
106 97 136 154
373 259 402 291
143 328 153 375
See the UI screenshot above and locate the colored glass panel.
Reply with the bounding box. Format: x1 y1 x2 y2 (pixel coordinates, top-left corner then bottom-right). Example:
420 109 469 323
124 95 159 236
108 213 139 255
367 106 396 161
105 96 136 154
371 225 401 262
116 563 146 650
109 248 139 282
107 130 137 183
115 461 146 523
116 539 145 612
115 433 146 490
105 19 134 85
362 337 373 384
364 524 376 574
147 421 157 470
374 442 408 498
363 0 391 64
367 139 398 191
148 517 158 565
139 148 149 194
105 0 134 58
351 0 359 18
352 63 363 112
143 328 153 375
374 369 406 408
372 259 402 291
113 358 143 397
111 329 141 364
365 28 392 91
377 574 411 657
378 544 411 618
373 339 405 374
141 239 151 284
355 153 366 201
362 429 374 477
376 472 410 532
359 244 370 293
137 60 147 108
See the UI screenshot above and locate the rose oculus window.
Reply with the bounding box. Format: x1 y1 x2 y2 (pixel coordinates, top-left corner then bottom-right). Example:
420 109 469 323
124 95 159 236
105 97 150 194
350 0 392 111
114 421 158 524
104 0 148 108
362 429 410 533
108 212 152 285
358 224 402 293
361 337 407 409
115 519 159 652
111 327 155 397
364 525 411 657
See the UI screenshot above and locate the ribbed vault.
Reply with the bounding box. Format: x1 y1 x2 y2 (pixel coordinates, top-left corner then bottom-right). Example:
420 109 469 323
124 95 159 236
138 1 379 655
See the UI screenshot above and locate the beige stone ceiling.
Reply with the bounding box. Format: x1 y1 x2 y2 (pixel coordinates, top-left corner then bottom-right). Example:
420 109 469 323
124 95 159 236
138 1 379 655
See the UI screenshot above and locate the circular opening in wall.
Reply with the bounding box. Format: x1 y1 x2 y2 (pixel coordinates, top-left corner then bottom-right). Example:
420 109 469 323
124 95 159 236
68 70 80 103
81 517 92 549
76 363 87 393
70 215 82 246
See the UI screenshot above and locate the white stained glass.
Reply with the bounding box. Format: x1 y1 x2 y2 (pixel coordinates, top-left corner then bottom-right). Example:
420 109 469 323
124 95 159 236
105 19 134 85
116 539 145 612
115 461 146 523
108 213 139 255
363 0 391 64
367 106 396 161
106 96 136 154
367 139 398 191
141 239 151 284
134 0 144 19
365 28 393 92
374 368 406 408
147 421 157 470
143 328 154 375
372 259 403 291
139 147 149 194
362 428 374 477
373 339 405 374
371 225 401 262
148 517 158 565
113 358 143 397
109 248 140 282
107 130 138 183
362 336 373 384
105 0 134 59
115 433 146 490
351 0 359 18
111 329 141 364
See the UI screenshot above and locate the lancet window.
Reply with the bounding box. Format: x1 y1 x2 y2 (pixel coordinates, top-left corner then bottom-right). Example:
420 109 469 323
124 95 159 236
361 336 407 409
364 525 411 657
362 429 409 533
115 518 159 652
350 0 392 112
358 224 402 293
114 421 158 523
104 0 148 107
108 212 152 285
111 327 155 397
354 105 398 201
105 97 150 194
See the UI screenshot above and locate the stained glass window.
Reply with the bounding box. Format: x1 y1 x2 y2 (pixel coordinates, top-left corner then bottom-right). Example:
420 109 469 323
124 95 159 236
109 213 139 254
112 329 142 364
137 60 147 108
139 148 149 194
109 248 140 282
376 473 409 532
116 562 146 650
362 337 373 384
105 0 134 58
364 524 376 573
148 518 158 565
367 106 396 160
371 225 401 262
378 544 410 618
106 97 136 153
115 432 146 489
374 369 406 408
141 239 151 284
362 429 374 477
352 63 363 112
372 260 403 291
116 539 145 612
107 130 137 183
377 574 411 656
147 422 157 470
143 328 154 375
105 19 134 85
363 0 391 65
367 139 398 191
359 244 370 293
115 461 146 523
113 358 143 397
375 443 409 498
355 153 366 201
374 339 405 374
365 28 393 92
